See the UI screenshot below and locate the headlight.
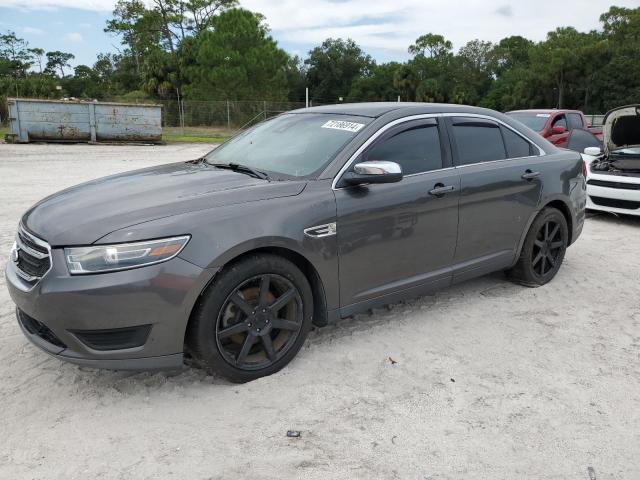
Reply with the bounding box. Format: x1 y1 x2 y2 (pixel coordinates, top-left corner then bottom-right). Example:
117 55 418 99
65 236 190 274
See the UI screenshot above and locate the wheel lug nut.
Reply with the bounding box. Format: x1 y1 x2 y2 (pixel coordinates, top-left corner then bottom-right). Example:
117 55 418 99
266 319 269 323
247 323 252 327
257 328 261 332
262 309 266 313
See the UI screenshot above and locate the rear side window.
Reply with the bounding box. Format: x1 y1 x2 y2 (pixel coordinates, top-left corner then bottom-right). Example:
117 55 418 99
450 118 506 165
366 123 442 175
568 113 583 130
501 126 536 158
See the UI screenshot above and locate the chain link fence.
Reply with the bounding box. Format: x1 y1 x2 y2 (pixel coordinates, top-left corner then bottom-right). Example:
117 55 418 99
1 95 607 143
154 99 309 142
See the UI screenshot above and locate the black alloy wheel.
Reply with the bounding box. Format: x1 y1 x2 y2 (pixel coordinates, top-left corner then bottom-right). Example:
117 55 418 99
216 274 303 370
531 219 565 277
186 254 313 382
507 207 568 286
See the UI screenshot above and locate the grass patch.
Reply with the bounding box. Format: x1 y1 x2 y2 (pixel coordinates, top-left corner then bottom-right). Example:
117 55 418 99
0 125 231 144
162 126 232 144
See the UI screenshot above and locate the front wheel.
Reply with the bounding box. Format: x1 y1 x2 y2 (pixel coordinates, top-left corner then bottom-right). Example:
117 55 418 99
186 254 313 382
507 207 569 286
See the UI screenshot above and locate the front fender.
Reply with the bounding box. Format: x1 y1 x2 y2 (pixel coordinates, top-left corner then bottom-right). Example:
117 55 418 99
97 180 340 310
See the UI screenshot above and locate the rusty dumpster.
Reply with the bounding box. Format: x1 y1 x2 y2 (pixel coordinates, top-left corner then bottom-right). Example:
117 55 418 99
5 98 162 143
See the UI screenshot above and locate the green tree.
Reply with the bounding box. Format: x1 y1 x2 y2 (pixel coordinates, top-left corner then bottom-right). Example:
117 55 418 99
305 38 374 103
408 34 452 58
45 51 75 77
184 8 289 100
348 62 402 101
284 55 307 102
596 6 640 110
0 31 32 77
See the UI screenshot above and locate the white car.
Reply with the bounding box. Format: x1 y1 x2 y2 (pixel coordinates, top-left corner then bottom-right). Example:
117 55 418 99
580 105 640 217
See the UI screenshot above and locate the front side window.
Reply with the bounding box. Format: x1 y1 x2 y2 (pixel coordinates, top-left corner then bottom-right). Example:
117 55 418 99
451 118 506 165
365 123 442 175
552 115 568 130
205 113 371 178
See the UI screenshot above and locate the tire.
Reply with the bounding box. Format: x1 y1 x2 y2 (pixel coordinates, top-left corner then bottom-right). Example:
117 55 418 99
186 254 313 383
507 207 569 287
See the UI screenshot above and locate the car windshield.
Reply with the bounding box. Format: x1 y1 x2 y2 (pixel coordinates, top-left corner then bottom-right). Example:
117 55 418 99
204 113 371 179
506 112 549 132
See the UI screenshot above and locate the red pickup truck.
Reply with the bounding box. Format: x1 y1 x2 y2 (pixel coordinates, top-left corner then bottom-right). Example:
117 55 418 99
505 109 603 148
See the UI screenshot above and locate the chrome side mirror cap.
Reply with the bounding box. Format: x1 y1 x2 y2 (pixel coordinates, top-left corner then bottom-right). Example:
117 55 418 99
343 161 403 186
584 146 602 156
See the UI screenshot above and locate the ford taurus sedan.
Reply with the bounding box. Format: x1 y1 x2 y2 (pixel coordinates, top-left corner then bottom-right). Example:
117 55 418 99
6 103 586 382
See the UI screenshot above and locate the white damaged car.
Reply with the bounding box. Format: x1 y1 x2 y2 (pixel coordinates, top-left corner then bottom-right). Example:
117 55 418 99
581 105 640 216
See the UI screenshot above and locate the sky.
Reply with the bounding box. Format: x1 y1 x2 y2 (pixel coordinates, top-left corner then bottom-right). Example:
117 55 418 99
1 0 639 68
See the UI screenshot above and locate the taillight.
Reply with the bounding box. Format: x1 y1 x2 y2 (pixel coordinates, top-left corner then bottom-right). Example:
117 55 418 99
582 160 587 178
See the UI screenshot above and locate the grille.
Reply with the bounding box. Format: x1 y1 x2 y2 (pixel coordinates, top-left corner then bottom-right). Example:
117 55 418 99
587 179 640 190
71 325 152 351
15 226 51 283
18 309 67 349
589 196 640 210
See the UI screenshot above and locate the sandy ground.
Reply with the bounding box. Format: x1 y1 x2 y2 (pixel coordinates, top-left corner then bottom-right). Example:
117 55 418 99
0 143 639 480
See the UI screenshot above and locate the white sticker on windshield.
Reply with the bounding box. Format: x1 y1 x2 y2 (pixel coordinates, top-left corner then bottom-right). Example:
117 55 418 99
536 113 551 117
321 120 365 132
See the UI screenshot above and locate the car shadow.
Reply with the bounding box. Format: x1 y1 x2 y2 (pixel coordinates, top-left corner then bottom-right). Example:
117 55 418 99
60 271 518 391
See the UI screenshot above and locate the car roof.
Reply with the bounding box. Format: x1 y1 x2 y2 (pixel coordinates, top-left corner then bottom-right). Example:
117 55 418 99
289 102 501 118
507 109 582 114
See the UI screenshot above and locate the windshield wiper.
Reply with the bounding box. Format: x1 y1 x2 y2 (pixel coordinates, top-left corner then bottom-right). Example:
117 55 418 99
209 162 271 181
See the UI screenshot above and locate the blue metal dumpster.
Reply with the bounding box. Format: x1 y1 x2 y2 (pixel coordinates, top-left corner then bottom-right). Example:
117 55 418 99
5 98 162 143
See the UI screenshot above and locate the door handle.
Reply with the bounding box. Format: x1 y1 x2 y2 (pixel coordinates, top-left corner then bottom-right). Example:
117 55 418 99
521 170 541 180
428 184 456 197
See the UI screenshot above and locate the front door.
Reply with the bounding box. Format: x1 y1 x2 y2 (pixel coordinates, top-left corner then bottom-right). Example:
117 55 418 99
334 118 460 312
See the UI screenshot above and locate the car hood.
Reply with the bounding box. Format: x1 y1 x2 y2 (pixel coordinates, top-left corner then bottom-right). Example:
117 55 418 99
23 160 306 246
603 104 640 153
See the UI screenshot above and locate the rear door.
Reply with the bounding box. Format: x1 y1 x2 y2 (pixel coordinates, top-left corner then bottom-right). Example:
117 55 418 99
334 117 460 311
445 116 543 281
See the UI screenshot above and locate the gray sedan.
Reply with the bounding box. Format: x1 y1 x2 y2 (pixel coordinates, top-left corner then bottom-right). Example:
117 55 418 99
6 103 586 382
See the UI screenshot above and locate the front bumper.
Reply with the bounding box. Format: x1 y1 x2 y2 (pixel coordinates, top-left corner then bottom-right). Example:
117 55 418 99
6 250 217 370
586 176 640 216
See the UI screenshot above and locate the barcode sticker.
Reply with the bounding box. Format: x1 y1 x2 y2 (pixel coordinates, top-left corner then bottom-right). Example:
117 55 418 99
321 120 365 132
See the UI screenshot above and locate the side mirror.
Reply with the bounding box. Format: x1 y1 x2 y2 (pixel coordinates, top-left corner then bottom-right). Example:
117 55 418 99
343 161 403 186
551 125 567 135
584 146 602 156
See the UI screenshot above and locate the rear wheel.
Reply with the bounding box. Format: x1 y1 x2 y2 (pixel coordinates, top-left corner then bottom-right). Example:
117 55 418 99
187 254 313 382
507 207 568 286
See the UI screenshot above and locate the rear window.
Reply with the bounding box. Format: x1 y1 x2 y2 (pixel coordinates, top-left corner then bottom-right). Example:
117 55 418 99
505 112 548 132
502 126 535 158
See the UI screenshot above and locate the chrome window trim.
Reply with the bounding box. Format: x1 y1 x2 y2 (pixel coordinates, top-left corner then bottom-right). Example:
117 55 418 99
332 114 440 190
442 112 546 165
332 112 545 190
